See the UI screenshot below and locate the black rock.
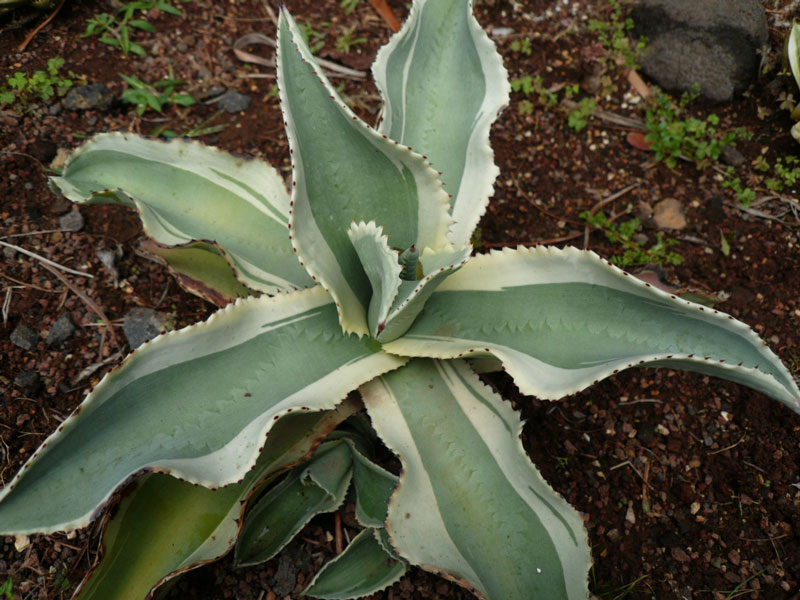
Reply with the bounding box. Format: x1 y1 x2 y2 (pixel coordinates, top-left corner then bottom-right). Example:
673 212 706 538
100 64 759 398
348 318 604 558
216 90 251 113
10 324 38 351
64 83 114 111
123 307 170 349
631 0 768 101
720 144 745 167
271 552 298 596
46 312 76 346
14 370 42 393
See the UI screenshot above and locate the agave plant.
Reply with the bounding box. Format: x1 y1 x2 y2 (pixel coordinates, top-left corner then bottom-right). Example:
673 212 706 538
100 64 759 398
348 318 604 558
787 22 800 142
3 1 800 599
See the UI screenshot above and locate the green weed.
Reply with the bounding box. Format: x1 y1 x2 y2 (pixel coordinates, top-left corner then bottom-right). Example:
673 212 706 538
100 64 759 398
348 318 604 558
581 210 683 267
298 20 328 54
767 156 800 192
83 0 188 56
0 57 76 110
721 168 757 207
120 72 195 115
340 0 359 13
335 27 367 53
0 579 12 600
587 0 645 69
510 75 557 107
510 38 532 55
645 88 751 169
567 96 596 131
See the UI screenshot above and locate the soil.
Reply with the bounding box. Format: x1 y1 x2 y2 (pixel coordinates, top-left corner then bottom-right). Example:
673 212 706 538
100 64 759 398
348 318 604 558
1 0 799 599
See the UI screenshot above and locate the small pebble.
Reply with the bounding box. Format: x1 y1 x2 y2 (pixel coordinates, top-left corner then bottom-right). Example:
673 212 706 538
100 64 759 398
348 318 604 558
46 312 76 346
216 90 252 113
14 370 42 393
10 324 38 351
59 209 84 232
123 307 172 349
64 83 114 111
720 145 745 167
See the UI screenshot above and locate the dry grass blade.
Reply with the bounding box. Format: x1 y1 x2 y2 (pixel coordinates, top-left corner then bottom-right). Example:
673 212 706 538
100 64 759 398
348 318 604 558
0 241 93 278
232 32 366 79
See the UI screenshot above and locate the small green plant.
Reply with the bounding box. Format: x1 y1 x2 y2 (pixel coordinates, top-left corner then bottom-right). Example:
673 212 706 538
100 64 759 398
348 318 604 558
340 0 359 14
767 156 800 191
335 26 367 53
510 38 532 55
0 57 75 110
645 88 751 169
518 99 534 115
722 170 757 207
567 96 596 132
581 210 683 267
149 110 227 139
0 579 12 600
298 19 328 54
510 74 534 96
83 0 186 56
120 72 195 115
510 74 558 108
587 0 645 69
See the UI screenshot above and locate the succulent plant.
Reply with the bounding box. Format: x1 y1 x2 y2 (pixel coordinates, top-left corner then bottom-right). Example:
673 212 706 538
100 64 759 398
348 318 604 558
2 1 799 599
787 22 800 142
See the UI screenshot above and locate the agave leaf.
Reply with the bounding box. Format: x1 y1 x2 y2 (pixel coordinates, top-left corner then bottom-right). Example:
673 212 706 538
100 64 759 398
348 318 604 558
74 408 356 600
277 8 452 335
788 22 800 92
347 221 403 338
361 359 591 599
140 239 255 307
348 441 398 528
49 133 313 295
383 246 800 410
235 440 353 567
0 287 406 535
376 244 471 343
373 0 510 247
304 528 406 599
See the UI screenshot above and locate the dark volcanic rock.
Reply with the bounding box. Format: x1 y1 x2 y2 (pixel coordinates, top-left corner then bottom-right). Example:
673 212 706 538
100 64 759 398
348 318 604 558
10 324 38 351
46 312 76 346
216 90 251 113
14 370 42 393
631 0 768 101
123 307 171 349
64 83 114 111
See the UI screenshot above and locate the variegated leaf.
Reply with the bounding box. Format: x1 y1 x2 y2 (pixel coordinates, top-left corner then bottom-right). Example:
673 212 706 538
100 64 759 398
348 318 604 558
74 408 356 600
235 440 353 567
49 133 313 295
789 22 800 92
348 221 403 338
304 528 406 599
383 246 800 411
373 0 510 247
277 8 452 335
140 239 254 307
0 287 405 535
376 244 471 343
361 359 590 599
